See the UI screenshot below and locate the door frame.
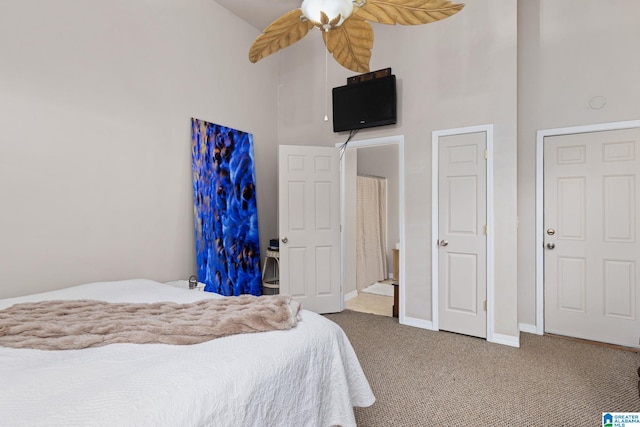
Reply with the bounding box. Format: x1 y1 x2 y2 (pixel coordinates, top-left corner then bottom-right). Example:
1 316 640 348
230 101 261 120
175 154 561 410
534 119 640 335
338 135 406 321
431 124 495 342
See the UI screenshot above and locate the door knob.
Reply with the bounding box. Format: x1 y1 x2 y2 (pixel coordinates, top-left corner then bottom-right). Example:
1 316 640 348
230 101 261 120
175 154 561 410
546 242 555 249
439 240 448 247
546 228 556 236
281 237 288 244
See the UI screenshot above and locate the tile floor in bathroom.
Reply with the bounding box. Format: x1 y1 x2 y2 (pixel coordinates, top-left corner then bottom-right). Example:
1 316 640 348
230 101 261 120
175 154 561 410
345 279 394 317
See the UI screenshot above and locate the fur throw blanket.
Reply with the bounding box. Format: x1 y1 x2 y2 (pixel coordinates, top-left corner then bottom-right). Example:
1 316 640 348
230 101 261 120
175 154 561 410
0 295 301 351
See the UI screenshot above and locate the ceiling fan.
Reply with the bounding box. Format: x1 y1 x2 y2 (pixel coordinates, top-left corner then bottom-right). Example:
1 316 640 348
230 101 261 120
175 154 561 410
249 0 465 73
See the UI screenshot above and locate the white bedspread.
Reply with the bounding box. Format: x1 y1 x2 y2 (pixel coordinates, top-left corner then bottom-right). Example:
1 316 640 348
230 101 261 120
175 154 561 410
0 279 374 427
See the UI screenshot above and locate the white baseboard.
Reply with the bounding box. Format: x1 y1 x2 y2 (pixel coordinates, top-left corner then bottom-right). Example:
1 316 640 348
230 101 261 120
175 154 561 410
519 323 540 335
401 316 435 331
402 316 521 348
490 332 520 348
344 290 358 301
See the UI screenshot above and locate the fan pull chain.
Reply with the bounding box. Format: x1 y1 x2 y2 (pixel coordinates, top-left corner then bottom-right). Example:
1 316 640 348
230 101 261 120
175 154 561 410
324 47 329 122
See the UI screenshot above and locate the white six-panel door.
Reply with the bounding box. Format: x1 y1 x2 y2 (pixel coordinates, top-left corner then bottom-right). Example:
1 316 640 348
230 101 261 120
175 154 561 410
278 145 342 314
437 132 487 338
544 128 640 348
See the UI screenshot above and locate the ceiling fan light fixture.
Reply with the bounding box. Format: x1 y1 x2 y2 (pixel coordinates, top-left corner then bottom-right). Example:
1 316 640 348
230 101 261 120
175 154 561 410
301 0 354 31
249 0 464 73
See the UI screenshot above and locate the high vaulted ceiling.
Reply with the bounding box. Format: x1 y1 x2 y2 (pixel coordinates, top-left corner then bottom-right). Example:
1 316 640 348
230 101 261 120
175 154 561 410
215 0 300 31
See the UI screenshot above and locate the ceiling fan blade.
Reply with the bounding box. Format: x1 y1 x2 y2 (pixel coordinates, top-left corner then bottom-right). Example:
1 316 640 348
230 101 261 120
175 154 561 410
353 0 464 25
322 17 373 73
249 9 314 63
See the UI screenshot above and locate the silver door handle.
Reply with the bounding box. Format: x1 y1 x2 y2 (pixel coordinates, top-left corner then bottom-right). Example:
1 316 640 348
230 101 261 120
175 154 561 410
546 242 555 249
281 237 288 244
439 240 448 247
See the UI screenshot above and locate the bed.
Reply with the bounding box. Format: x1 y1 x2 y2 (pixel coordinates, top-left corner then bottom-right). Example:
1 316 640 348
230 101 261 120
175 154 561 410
0 279 375 426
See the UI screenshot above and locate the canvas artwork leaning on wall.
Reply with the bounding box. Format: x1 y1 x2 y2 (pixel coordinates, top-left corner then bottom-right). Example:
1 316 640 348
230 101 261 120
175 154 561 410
191 118 261 296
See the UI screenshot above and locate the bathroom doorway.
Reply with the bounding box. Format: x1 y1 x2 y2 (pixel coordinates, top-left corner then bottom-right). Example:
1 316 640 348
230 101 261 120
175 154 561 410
340 136 404 318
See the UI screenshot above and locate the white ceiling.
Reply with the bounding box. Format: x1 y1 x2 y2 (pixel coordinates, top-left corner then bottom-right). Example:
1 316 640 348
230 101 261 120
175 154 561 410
215 0 301 31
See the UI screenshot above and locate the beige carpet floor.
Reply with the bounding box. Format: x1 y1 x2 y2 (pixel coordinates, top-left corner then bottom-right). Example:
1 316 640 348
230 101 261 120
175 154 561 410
325 309 640 426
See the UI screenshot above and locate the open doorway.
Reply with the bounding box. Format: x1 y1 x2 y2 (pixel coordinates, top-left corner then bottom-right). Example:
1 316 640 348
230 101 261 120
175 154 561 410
340 136 404 318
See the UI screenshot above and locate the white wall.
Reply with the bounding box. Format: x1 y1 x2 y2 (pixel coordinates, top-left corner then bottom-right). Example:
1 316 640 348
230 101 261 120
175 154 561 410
276 0 519 338
5 0 633 340
0 0 279 298
516 0 640 328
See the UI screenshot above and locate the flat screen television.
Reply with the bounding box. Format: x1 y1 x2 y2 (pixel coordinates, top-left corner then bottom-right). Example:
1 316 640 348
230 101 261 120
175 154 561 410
332 74 397 132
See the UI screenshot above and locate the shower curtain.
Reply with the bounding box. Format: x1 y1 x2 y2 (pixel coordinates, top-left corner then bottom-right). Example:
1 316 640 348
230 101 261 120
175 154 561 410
356 175 388 292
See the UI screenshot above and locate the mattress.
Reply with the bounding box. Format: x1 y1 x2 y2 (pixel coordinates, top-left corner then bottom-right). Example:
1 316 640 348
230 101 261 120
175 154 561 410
0 279 374 426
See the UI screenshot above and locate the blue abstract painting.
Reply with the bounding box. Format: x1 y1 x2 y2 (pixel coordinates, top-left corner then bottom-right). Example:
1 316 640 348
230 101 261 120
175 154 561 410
191 118 261 296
